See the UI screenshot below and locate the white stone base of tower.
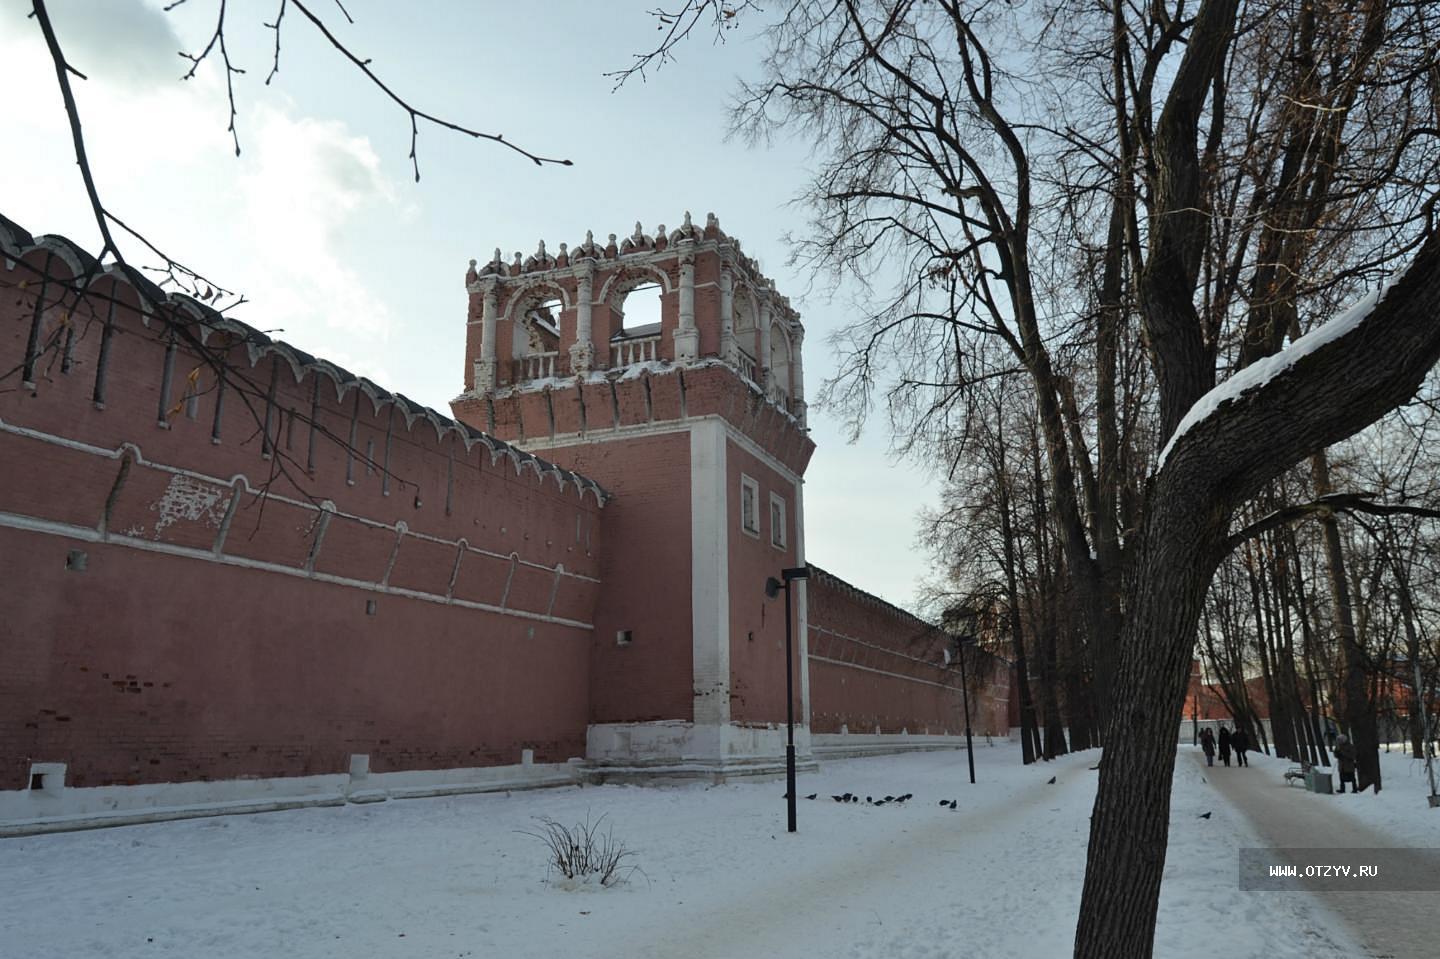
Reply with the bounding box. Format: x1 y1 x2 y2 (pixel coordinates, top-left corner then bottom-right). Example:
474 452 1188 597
583 721 818 783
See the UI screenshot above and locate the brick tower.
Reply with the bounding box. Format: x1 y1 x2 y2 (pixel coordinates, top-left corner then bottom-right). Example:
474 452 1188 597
451 213 816 778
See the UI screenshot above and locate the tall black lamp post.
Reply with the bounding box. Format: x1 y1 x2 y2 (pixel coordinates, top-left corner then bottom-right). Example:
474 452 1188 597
948 635 977 786
766 565 810 833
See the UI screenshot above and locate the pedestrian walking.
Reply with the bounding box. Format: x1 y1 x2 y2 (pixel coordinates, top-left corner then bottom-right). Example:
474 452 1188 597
1232 726 1250 766
1218 726 1232 766
1201 728 1216 767
1334 734 1356 793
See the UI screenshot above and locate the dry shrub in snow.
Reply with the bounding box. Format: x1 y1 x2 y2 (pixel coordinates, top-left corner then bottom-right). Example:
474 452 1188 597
521 813 638 887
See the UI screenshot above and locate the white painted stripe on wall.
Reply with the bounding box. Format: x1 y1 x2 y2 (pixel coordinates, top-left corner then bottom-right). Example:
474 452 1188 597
809 624 954 669
0 418 600 583
794 475 811 727
690 418 730 726
0 511 596 630
808 654 963 692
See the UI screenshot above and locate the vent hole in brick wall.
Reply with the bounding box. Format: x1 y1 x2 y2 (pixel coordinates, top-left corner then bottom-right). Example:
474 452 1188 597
365 599 377 616
65 549 87 572
616 629 633 647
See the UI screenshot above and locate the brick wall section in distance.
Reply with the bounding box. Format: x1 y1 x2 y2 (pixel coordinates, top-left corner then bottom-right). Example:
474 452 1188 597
807 567 1009 737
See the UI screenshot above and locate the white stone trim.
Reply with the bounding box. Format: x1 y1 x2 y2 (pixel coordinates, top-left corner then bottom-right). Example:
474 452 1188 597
810 731 974 759
0 419 601 581
0 760 582 837
808 653 961 691
690 418 730 726
768 489 787 549
513 413 803 486
0 511 597 630
794 476 811 727
586 721 814 767
739 473 761 538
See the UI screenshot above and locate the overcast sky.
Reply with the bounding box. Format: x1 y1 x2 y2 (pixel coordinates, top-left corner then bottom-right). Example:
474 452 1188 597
1 0 941 610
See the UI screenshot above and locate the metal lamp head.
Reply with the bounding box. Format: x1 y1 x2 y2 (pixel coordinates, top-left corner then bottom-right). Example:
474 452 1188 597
765 576 782 599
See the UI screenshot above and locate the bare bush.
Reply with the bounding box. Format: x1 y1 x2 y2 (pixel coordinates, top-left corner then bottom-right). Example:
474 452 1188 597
520 814 638 887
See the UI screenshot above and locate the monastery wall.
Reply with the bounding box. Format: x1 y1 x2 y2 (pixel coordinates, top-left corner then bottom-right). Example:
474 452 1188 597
0 229 605 801
807 568 1010 740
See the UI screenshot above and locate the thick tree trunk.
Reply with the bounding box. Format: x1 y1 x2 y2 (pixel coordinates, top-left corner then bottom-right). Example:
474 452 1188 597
1073 481 1230 958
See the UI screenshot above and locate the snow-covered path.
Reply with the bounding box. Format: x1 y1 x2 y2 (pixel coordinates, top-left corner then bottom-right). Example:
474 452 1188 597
603 749 1098 959
1194 749 1440 959
0 744 1366 958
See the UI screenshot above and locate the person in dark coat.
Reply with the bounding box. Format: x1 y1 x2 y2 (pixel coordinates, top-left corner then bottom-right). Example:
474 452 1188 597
1232 726 1250 766
1334 734 1356 793
1217 726 1232 766
1200 728 1216 766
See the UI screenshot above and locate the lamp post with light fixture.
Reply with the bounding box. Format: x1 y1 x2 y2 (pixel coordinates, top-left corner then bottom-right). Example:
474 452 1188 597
766 565 810 833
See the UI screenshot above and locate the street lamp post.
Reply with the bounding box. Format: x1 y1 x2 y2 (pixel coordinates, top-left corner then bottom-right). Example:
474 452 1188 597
951 637 977 786
766 565 810 833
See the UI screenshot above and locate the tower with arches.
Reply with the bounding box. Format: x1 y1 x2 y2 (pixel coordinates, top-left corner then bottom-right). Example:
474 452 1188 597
452 213 817 777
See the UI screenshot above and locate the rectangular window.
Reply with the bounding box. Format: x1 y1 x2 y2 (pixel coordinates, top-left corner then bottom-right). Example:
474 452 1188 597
770 492 787 549
740 474 760 537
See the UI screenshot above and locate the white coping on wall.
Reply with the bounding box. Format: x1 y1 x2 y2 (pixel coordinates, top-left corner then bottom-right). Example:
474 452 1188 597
0 759 583 837
810 732 979 759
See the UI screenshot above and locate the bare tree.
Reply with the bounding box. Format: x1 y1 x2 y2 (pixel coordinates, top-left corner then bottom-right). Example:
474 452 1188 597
720 0 1440 954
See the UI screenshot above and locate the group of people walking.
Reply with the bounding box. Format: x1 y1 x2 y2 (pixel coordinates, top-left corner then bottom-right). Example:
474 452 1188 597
1200 725 1250 767
1199 723 1360 793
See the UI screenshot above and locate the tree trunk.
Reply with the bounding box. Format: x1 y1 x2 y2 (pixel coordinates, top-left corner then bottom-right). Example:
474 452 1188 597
1312 451 1382 791
1074 481 1230 958
998 416 1041 763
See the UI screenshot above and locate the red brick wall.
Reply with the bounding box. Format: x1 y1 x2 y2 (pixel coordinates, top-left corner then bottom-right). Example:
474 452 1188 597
807 569 1009 737
1 242 603 790
514 432 696 726
726 439 800 725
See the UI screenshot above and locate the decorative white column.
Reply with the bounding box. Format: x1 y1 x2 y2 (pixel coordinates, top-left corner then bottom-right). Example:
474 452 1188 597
674 247 699 363
719 267 737 365
477 280 499 391
758 296 773 390
791 325 807 427
569 262 595 373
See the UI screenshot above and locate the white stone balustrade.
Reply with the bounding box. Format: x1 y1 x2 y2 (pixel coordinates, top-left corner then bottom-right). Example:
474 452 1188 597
519 351 560 381
611 335 660 368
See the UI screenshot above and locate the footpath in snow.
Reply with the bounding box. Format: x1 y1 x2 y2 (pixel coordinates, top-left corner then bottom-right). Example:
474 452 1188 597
1189 744 1440 959
0 741 1382 958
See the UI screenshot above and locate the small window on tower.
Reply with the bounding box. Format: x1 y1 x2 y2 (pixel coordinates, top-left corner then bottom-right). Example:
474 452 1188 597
740 475 760 537
770 492 787 550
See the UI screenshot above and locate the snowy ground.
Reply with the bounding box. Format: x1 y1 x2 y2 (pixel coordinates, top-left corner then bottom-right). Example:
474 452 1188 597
7 740 1431 958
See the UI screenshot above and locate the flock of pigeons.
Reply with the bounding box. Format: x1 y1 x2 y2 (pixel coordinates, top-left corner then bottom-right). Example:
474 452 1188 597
782 791 954 808
782 777 1060 810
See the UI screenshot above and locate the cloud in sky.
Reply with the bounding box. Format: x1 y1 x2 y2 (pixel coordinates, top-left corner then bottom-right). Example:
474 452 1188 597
3 0 184 91
0 1 402 378
237 106 400 344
